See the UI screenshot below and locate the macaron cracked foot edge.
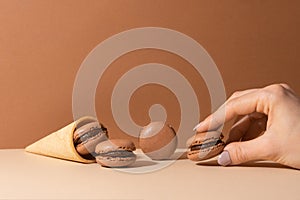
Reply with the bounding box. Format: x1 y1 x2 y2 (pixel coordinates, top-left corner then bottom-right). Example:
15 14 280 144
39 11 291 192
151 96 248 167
95 139 136 167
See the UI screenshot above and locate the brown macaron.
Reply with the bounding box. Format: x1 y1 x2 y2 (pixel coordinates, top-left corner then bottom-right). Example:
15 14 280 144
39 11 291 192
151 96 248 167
95 139 136 167
139 121 177 160
73 122 108 158
187 131 225 161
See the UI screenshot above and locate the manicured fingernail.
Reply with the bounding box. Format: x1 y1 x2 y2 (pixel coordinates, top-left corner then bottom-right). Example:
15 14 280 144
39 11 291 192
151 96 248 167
217 151 232 166
193 123 202 131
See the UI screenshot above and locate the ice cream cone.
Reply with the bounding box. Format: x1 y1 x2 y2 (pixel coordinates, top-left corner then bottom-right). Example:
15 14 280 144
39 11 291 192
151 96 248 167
25 116 97 163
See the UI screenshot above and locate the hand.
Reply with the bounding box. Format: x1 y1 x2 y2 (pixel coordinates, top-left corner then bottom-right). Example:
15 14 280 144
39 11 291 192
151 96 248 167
193 84 300 169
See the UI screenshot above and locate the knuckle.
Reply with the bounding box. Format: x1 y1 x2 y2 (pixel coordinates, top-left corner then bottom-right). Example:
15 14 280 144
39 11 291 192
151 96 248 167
279 83 291 90
230 143 249 164
266 84 286 94
225 99 236 114
230 91 242 99
262 84 287 103
226 98 234 108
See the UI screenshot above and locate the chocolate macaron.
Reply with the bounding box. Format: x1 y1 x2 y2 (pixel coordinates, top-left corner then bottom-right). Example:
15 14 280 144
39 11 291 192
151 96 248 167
73 122 108 159
187 131 225 161
95 139 136 167
139 121 177 160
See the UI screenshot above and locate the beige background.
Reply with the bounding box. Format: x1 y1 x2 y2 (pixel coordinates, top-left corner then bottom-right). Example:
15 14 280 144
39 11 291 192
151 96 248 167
0 0 299 148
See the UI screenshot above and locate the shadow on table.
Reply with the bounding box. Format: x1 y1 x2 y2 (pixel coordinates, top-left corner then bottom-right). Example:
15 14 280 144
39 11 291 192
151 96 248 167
196 159 292 169
129 160 158 168
171 151 187 160
128 151 188 168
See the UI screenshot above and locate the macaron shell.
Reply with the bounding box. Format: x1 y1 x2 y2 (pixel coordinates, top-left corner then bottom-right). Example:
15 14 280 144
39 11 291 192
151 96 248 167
75 133 108 155
73 122 106 142
96 154 136 167
139 121 177 160
95 139 136 154
142 136 177 160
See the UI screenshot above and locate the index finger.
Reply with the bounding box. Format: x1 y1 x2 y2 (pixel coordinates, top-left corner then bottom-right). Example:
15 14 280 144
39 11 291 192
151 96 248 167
194 89 270 132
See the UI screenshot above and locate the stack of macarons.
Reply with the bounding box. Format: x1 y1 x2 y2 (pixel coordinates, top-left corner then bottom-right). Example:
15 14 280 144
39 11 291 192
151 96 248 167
73 122 108 159
73 121 136 167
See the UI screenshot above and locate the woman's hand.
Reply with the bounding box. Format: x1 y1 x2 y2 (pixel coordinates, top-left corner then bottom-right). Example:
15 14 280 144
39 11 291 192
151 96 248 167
193 84 300 169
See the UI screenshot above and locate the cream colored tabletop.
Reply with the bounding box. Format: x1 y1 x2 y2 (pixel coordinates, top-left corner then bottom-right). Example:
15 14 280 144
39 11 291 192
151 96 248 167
0 149 299 200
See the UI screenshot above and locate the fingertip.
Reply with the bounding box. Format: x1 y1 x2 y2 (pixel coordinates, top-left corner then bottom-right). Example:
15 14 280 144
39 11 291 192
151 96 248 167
217 150 232 166
222 142 242 165
192 123 202 131
222 139 266 165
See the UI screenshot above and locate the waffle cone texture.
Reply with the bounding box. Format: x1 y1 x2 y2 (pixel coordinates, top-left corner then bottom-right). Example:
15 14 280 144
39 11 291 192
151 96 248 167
25 116 97 163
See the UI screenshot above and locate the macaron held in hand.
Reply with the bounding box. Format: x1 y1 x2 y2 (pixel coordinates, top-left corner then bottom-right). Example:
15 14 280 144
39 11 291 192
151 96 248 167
187 131 225 161
193 84 300 169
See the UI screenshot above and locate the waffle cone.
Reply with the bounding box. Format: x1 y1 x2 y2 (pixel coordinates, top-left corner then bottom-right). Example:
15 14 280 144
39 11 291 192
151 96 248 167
25 116 97 163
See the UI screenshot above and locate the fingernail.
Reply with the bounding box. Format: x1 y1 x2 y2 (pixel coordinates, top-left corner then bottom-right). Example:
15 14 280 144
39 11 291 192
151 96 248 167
193 123 202 131
217 151 232 166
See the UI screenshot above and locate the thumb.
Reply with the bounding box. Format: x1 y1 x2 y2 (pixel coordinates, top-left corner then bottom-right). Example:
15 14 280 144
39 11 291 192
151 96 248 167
217 137 271 166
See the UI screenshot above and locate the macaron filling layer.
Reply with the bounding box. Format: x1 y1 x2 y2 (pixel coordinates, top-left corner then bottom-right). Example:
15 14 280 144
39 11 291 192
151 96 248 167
97 150 136 158
190 139 224 151
74 127 107 145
